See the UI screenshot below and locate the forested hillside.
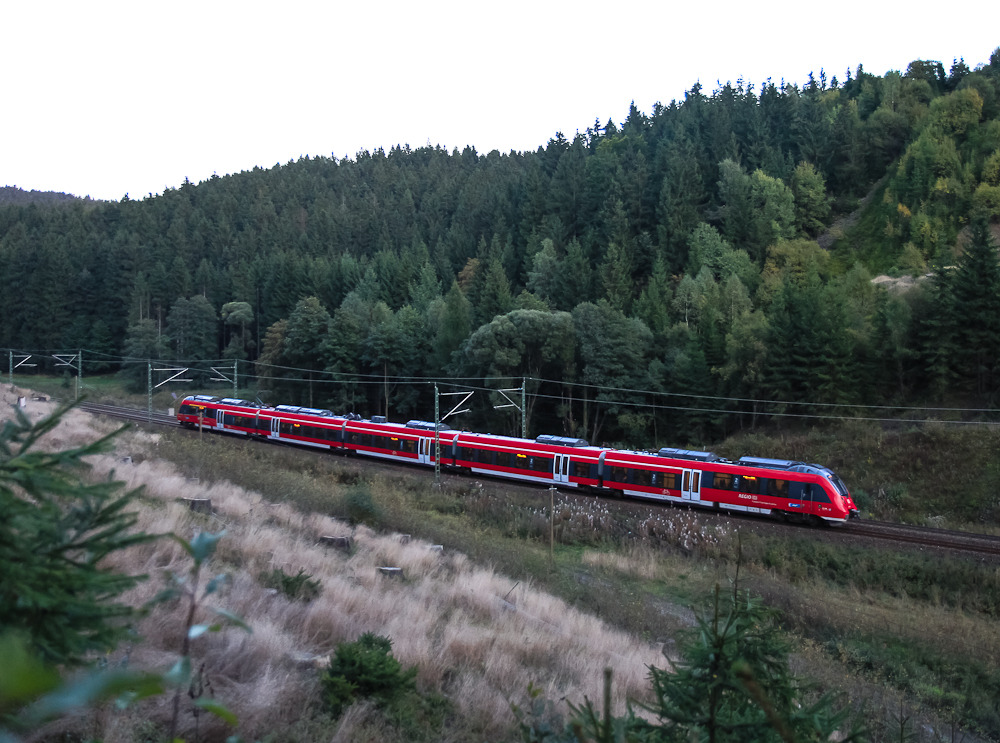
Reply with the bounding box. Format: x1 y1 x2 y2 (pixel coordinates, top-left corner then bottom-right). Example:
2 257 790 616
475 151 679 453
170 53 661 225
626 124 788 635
0 186 100 207
3 50 1000 446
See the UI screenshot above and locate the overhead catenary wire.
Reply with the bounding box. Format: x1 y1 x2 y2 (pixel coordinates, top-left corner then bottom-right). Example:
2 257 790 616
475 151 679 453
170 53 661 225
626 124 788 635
525 390 1000 427
5 346 1000 425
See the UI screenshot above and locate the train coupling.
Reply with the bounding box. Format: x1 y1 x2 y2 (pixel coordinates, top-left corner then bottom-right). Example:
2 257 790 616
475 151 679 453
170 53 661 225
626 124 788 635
848 508 861 520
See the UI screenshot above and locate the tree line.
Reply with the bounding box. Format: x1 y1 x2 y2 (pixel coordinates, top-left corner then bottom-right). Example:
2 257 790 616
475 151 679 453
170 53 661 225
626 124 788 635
2 50 1000 445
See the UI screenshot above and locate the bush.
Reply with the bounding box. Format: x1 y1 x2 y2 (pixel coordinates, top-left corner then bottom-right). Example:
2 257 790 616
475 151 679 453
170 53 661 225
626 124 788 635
320 633 417 717
852 488 872 512
344 483 381 526
259 567 322 602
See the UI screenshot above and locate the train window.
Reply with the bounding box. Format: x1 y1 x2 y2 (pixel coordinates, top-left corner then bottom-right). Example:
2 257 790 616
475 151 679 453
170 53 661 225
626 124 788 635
713 472 735 490
373 436 390 450
768 479 789 498
360 434 372 447
610 466 628 483
280 421 295 435
807 485 832 503
572 461 589 478
258 418 271 432
401 439 416 454
459 447 477 462
200 408 216 420
495 451 511 467
514 453 529 469
662 472 678 490
531 456 552 473
348 432 360 445
632 469 653 487
740 475 759 493
179 404 197 415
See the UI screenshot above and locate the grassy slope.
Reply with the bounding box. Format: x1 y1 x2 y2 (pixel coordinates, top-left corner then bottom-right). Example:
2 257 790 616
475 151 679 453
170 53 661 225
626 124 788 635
152 417 1000 739
10 378 1000 739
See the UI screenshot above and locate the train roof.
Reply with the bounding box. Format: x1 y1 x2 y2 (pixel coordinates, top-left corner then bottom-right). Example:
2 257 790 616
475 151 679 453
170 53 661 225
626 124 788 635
535 434 590 447
405 420 452 431
657 447 719 462
737 456 804 470
274 404 336 416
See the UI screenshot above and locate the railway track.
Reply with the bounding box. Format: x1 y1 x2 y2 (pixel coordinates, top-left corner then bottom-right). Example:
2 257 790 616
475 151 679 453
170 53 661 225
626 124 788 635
77 402 179 427
78 401 1000 558
843 518 1000 557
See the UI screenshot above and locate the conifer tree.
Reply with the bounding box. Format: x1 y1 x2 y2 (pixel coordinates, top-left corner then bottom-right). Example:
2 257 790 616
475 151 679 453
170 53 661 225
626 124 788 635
516 584 861 743
1 405 156 665
634 257 672 339
407 261 442 315
952 216 1000 398
554 238 594 310
478 258 514 325
600 241 634 314
657 137 707 272
629 586 860 743
918 250 959 400
433 281 472 372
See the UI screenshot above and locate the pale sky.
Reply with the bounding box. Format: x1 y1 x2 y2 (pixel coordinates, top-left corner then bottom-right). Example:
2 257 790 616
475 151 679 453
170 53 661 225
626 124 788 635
3 1 997 202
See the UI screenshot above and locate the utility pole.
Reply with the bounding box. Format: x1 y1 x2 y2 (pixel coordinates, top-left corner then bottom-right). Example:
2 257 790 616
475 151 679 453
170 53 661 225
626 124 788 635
549 485 555 570
494 380 527 439
435 385 474 485
434 383 440 484
77 350 82 401
233 360 238 398
522 378 527 439
149 364 192 422
10 352 36 387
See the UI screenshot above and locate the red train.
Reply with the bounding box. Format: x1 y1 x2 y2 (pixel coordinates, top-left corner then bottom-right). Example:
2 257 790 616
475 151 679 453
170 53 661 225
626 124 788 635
177 395 860 524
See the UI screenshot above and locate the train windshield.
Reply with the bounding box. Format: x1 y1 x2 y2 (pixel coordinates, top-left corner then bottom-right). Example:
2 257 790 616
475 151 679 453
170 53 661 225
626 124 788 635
808 464 850 498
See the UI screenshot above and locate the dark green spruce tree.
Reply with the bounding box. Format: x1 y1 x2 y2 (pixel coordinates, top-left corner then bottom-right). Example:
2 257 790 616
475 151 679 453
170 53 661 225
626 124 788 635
952 216 1000 400
1 405 156 665
918 248 960 400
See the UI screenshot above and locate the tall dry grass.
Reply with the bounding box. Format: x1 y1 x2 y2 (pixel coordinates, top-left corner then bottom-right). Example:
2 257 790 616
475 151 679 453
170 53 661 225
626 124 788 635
3 396 665 742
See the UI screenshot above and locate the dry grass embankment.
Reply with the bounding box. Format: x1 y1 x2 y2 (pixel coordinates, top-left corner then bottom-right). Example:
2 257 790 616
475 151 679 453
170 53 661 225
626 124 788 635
2 391 664 743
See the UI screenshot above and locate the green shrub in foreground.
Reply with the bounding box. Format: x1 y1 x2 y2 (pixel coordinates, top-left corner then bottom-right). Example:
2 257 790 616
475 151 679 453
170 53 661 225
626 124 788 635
260 567 322 602
320 633 451 740
321 633 417 717
344 483 382 526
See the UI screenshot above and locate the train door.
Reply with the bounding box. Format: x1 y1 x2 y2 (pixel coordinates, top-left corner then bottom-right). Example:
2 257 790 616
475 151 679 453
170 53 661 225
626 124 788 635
553 454 570 484
270 416 280 440
418 438 432 465
216 410 225 431
682 469 702 501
